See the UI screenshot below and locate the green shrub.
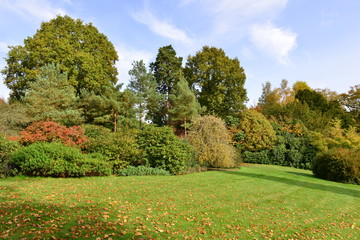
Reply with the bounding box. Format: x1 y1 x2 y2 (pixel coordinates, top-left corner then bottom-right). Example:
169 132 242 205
84 125 144 171
242 150 269 164
312 148 360 184
137 125 195 174
0 136 20 177
10 142 111 177
117 166 170 176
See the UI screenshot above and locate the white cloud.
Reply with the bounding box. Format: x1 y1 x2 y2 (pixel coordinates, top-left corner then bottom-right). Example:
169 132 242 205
250 22 297 64
0 0 66 21
115 45 153 87
132 9 193 45
181 0 288 35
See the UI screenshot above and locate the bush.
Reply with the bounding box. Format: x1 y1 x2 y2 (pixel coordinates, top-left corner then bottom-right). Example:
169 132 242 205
231 109 277 152
10 120 89 147
84 125 144 171
10 142 111 177
0 136 20 177
242 150 269 164
188 116 239 168
137 125 195 175
312 148 360 184
117 166 170 176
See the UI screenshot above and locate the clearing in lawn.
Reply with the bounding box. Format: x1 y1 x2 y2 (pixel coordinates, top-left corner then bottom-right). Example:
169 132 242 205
0 164 359 239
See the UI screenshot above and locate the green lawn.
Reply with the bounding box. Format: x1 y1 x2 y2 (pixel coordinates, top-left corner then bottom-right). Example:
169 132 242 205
1 164 359 239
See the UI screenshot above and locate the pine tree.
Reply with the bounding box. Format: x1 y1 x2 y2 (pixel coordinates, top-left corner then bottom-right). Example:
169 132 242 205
169 77 202 136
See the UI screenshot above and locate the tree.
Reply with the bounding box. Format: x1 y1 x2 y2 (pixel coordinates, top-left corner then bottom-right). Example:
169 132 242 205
23 63 83 126
169 76 202 136
188 115 239 168
150 45 183 96
232 109 277 152
128 60 160 129
2 15 118 101
78 85 135 132
184 46 247 119
149 45 183 125
341 85 360 128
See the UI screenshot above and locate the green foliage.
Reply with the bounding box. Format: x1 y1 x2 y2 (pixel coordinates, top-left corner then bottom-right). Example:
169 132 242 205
0 102 31 136
23 63 83 126
313 148 360 184
232 109 277 152
188 115 239 168
128 60 160 129
169 76 202 135
84 125 143 172
10 142 111 177
137 125 195 174
0 136 20 177
2 15 118 101
78 86 136 132
117 165 170 176
184 46 247 119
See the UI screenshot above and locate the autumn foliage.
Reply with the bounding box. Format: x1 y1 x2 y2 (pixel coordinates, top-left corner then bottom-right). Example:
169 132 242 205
10 121 89 147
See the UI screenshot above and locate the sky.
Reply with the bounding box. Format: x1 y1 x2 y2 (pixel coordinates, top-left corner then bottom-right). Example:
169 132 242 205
0 0 359 105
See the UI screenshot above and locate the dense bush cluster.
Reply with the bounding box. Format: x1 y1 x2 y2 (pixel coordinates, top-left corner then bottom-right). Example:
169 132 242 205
10 121 89 147
313 148 360 184
137 125 195 174
10 142 111 177
0 135 20 177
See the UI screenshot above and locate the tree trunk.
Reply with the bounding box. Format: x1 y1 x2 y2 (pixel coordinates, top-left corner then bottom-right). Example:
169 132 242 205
113 111 117 133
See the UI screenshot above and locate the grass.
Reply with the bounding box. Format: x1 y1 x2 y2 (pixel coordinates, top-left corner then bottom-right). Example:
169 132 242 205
0 164 359 239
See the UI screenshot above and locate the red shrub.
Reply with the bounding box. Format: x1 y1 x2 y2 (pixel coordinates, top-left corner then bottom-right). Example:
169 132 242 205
12 121 89 147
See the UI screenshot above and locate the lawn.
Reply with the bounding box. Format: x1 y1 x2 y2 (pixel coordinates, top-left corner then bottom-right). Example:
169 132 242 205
0 164 359 239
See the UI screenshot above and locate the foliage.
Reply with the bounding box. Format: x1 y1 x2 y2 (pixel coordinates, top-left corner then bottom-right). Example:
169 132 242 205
78 86 137 132
23 63 83 126
242 121 317 170
184 46 247 118
0 102 31 136
10 142 111 177
149 45 183 125
188 115 239 168
169 76 202 136
137 125 195 174
0 135 20 177
11 121 89 147
84 125 143 172
128 60 160 129
117 165 170 176
341 84 360 130
2 15 118 101
231 109 277 152
312 148 360 184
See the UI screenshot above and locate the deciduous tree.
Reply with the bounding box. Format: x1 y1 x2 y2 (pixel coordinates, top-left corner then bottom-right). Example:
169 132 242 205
2 15 118 101
184 46 247 119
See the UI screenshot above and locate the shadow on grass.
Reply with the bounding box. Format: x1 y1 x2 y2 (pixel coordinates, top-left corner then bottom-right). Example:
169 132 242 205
224 171 360 198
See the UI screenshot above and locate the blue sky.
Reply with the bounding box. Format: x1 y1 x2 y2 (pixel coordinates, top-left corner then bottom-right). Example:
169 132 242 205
0 0 359 104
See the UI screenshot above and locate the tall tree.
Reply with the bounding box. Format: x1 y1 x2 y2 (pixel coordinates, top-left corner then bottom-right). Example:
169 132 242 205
23 63 82 126
184 46 247 119
2 15 118 101
149 45 183 125
128 60 159 129
169 76 202 136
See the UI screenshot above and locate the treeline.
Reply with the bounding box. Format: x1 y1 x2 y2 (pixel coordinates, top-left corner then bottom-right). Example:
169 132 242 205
0 16 359 184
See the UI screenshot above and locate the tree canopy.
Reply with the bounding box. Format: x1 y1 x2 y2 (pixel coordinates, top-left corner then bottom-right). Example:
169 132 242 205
184 46 247 119
2 15 118 101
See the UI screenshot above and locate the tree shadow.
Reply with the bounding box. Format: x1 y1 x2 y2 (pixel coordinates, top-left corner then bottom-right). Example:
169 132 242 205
224 171 360 198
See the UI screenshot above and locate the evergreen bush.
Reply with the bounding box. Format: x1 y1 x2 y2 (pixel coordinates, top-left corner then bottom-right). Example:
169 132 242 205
10 142 111 177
